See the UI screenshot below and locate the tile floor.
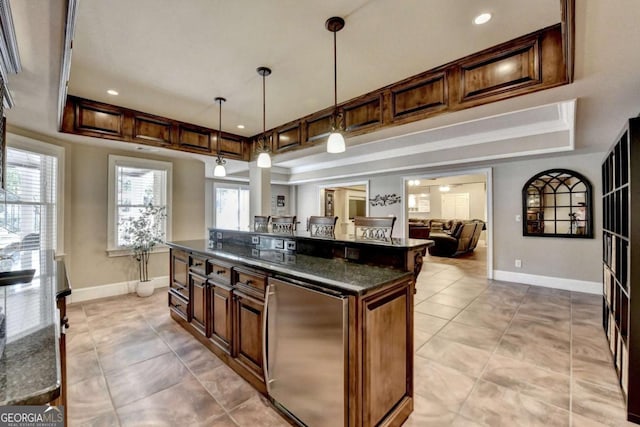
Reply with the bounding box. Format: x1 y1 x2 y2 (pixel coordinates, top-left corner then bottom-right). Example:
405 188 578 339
66 247 633 426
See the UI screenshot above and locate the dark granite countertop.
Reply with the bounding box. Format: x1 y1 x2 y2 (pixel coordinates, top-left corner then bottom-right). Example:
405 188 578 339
0 250 70 405
168 240 413 295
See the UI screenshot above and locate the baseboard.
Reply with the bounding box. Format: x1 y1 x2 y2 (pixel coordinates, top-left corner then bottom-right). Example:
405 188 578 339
493 270 601 295
69 276 169 303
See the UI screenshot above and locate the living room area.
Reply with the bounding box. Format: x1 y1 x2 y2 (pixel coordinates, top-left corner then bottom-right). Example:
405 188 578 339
407 173 488 262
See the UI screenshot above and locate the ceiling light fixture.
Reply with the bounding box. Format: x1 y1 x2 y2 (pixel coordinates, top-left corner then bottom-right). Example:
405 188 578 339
236 124 245 129
213 96 227 177
474 13 492 25
256 66 272 168
107 89 119 95
326 16 346 154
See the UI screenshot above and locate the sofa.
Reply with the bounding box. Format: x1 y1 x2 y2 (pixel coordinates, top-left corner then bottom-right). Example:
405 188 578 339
427 220 485 257
408 218 461 239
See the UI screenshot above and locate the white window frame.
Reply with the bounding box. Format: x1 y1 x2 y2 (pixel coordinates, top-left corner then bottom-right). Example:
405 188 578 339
7 133 65 257
213 181 250 231
107 155 172 256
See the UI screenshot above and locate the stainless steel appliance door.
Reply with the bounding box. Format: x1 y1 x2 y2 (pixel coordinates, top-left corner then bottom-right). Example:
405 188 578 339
267 278 347 427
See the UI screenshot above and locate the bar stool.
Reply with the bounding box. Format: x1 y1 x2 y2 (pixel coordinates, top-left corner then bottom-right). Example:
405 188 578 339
354 216 396 241
271 216 296 233
308 216 338 237
254 215 270 232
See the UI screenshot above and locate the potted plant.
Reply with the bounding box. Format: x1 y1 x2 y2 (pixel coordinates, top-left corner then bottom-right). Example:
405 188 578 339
121 203 167 297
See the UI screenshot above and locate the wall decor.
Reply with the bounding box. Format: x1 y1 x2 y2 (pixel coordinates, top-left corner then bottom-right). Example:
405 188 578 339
522 168 593 238
369 193 401 206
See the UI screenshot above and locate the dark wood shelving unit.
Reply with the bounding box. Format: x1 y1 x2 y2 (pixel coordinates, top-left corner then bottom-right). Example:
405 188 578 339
602 117 638 423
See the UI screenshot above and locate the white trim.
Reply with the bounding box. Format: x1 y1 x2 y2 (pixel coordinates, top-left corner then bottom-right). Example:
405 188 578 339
69 276 169 303
107 155 173 252
106 245 169 258
7 132 65 256
493 270 601 295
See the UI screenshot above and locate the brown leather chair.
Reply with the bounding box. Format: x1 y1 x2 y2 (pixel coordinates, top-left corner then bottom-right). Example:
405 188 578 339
354 216 396 241
308 216 338 237
428 220 485 257
254 216 270 232
271 216 297 233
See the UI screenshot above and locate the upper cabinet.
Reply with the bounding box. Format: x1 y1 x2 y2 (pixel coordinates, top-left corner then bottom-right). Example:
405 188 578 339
522 169 593 238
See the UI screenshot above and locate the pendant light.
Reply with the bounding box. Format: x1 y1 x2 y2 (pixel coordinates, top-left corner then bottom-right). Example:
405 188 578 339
213 97 227 177
326 16 346 154
256 66 272 168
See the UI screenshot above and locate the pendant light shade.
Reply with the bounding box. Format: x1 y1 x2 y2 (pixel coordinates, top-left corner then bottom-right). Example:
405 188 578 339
213 96 227 177
256 151 271 168
327 131 345 154
326 16 346 154
257 66 272 168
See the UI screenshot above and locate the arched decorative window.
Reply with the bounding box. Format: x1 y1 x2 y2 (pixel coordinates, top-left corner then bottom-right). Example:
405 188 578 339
522 169 593 238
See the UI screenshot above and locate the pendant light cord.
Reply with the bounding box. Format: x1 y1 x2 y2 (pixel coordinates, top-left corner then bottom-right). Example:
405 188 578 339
333 30 338 110
262 73 266 140
218 99 222 156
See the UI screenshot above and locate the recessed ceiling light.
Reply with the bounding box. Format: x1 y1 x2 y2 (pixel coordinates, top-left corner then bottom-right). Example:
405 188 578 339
107 89 119 95
474 13 492 25
237 124 245 129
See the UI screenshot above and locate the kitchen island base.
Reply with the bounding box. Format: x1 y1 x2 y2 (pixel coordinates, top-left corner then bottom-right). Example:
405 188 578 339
168 236 429 427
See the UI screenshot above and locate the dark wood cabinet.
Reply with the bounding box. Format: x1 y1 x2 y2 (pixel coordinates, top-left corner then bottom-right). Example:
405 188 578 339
170 249 189 300
232 290 264 379
190 273 208 335
210 283 232 353
602 117 638 423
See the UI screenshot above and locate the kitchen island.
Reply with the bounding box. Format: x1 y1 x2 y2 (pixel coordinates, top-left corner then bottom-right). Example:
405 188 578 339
167 230 432 427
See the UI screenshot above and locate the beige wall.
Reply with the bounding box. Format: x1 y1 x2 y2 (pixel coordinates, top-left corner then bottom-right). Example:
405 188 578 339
8 127 206 291
68 144 205 289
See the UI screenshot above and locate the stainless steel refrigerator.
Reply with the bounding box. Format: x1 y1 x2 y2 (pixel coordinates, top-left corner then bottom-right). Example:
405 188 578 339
265 277 348 427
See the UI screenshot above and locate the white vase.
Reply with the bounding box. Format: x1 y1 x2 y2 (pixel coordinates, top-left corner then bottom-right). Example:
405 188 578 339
136 280 154 297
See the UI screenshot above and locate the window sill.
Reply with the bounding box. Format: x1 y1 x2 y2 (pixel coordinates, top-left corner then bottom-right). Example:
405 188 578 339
106 245 170 258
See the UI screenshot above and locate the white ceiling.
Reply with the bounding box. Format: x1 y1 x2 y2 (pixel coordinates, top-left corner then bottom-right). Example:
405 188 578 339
4 1 640 183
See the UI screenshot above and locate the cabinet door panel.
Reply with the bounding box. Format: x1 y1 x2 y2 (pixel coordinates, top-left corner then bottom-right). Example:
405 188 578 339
190 274 207 335
210 284 232 353
233 291 264 378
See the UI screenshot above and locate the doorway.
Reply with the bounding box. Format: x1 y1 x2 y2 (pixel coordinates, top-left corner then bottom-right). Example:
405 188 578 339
318 181 368 235
405 169 492 279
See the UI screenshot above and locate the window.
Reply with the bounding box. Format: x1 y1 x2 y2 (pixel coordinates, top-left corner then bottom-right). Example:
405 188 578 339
215 183 250 230
108 156 172 254
0 136 64 339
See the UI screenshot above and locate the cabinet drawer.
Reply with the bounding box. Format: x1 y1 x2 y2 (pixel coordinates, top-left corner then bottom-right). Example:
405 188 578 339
235 268 266 297
173 249 189 262
170 280 189 300
190 255 208 276
208 260 231 285
169 291 189 320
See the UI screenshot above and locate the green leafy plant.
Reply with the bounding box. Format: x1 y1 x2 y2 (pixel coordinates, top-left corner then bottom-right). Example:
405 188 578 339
120 203 167 282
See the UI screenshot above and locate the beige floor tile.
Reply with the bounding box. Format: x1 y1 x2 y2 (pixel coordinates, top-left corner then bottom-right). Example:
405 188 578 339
571 292 602 306
403 393 457 426
571 379 628 427
201 364 259 411
502 321 570 354
414 312 449 335
452 309 513 332
173 338 224 379
228 395 289 427
413 358 476 413
482 353 570 409
69 410 120 427
67 349 102 385
415 301 462 320
106 352 188 408
67 376 115 425
97 334 171 374
416 335 492 378
67 331 95 355
464 299 518 318
572 356 621 391
414 329 434 351
460 380 570 427
426 292 476 308
436 321 502 352
496 333 570 374
572 335 613 363
116 376 225 427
